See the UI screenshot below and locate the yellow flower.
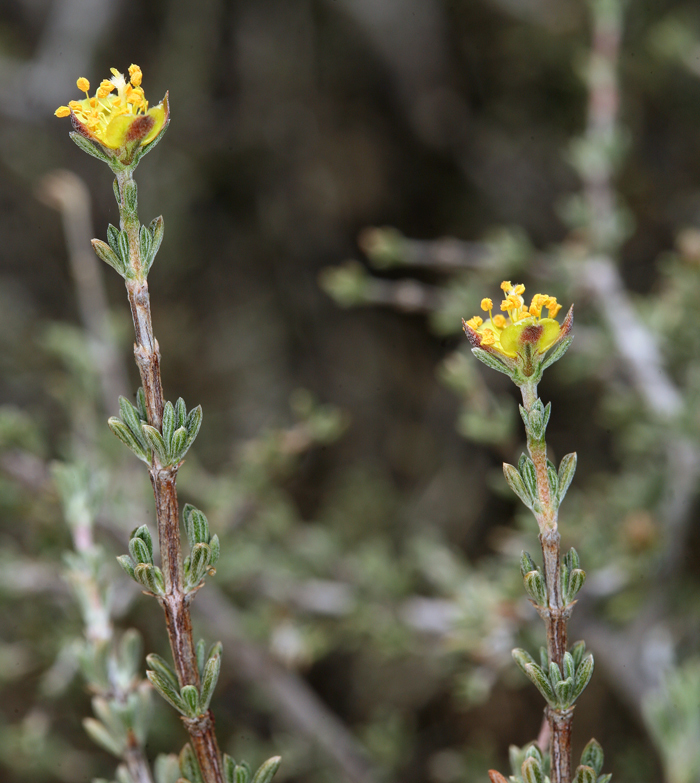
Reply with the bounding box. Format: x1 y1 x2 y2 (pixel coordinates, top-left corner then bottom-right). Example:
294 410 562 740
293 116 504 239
463 282 571 361
55 66 168 152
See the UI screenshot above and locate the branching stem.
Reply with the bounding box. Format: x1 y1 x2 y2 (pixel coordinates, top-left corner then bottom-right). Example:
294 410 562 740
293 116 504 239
117 168 224 783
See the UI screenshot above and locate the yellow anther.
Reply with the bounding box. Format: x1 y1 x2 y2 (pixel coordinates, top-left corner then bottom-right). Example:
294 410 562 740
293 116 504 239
493 314 506 328
481 298 493 311
500 280 512 292
547 298 562 318
55 106 71 117
481 330 496 346
513 284 525 295
76 77 90 92
89 97 97 108
466 316 483 328
129 64 143 87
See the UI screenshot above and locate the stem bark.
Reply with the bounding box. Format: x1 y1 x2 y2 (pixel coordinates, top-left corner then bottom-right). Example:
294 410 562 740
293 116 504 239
521 382 572 783
118 169 224 783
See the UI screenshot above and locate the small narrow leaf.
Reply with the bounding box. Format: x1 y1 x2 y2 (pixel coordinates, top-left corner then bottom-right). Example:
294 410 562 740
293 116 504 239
557 452 577 505
117 554 137 580
185 405 203 441
573 765 596 783
162 401 176 453
142 424 169 464
555 678 574 708
107 224 121 256
503 463 536 511
108 418 149 462
140 224 153 267
549 661 562 687
92 239 126 276
235 762 251 783
136 387 148 421
199 647 222 711
580 738 604 775
570 640 586 669
521 756 544 783
519 455 538 499
144 216 165 275
175 397 187 429
573 654 594 699
209 534 220 566
223 755 236 783
146 654 179 691
524 571 546 606
520 550 536 577
180 684 200 717
567 569 586 602
133 525 154 559
251 757 282 783
147 671 188 714
123 180 138 214
119 397 148 448
117 230 130 267
563 652 575 681
129 536 152 565
83 717 124 757
179 743 204 783
134 564 165 595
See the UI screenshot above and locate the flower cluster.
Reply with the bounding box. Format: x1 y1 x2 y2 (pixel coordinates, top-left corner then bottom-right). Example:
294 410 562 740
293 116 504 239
463 281 573 383
55 65 167 154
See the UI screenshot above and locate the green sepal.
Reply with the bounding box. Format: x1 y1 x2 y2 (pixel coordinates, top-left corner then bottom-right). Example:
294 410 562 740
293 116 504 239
92 238 126 277
70 131 111 162
251 757 282 783
147 670 188 715
541 335 573 373
472 347 514 378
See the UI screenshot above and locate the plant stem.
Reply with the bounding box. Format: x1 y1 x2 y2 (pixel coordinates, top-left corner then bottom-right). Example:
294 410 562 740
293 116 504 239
117 168 224 783
521 381 572 783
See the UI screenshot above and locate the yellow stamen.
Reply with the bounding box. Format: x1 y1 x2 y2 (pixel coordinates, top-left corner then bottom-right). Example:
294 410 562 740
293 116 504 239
493 314 506 329
513 284 525 295
76 77 90 93
466 316 483 328
500 280 512 292
481 330 496 346
129 64 143 87
55 106 71 117
481 298 493 311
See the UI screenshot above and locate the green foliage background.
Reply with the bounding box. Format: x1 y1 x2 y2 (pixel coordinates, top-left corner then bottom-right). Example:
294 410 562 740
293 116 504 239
2 0 700 781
